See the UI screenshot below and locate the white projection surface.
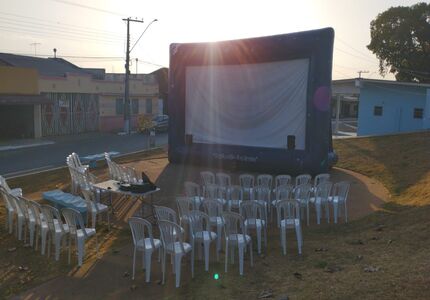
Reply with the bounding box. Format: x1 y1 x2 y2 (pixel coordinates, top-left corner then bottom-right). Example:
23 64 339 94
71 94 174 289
185 58 309 150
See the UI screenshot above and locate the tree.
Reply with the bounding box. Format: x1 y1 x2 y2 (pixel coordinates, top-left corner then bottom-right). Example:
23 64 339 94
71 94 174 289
367 2 430 83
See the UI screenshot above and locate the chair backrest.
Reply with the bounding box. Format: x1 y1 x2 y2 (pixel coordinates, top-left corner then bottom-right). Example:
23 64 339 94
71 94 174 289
202 199 223 219
188 210 211 237
62 208 87 237
293 183 311 202
240 201 266 222
154 205 178 224
129 217 156 249
216 172 231 187
200 171 215 186
252 185 271 202
314 173 330 187
15 196 30 219
176 197 194 218
315 181 332 200
158 220 186 254
0 175 12 193
203 183 219 199
41 204 65 234
275 184 293 200
0 186 13 210
295 174 312 186
257 174 273 189
239 174 255 189
222 211 245 238
332 181 350 201
276 199 301 226
184 181 200 198
28 200 43 227
226 185 243 201
274 175 292 189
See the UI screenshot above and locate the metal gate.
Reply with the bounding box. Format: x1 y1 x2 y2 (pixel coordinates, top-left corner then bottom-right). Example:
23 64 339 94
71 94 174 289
41 93 99 136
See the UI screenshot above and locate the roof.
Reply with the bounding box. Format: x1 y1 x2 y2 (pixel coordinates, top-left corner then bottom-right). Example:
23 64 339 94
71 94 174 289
0 94 53 105
333 78 430 89
0 53 91 77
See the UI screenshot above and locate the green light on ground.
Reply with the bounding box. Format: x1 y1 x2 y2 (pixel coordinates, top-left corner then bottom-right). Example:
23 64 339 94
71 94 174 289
214 273 219 280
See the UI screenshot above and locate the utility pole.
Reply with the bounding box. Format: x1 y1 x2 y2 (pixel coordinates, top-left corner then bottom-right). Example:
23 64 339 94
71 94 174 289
123 17 144 135
30 42 41 56
135 58 138 74
357 70 369 78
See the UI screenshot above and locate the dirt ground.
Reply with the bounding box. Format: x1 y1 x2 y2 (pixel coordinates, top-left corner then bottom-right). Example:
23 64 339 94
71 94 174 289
11 155 390 300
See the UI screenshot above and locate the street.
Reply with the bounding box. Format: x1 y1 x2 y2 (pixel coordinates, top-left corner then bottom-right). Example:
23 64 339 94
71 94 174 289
0 132 168 177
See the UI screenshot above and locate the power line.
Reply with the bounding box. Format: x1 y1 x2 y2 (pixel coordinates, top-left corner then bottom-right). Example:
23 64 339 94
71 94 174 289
51 0 125 17
335 36 375 61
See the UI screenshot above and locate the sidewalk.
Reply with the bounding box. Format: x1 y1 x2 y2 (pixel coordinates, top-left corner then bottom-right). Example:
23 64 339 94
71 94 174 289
0 138 55 151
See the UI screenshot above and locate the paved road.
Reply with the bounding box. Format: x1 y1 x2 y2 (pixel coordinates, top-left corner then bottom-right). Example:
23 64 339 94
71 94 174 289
0 132 168 177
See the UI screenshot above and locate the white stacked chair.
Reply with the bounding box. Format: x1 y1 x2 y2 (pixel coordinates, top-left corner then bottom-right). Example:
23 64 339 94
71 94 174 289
274 175 292 192
226 185 244 212
0 175 22 197
184 181 202 209
251 185 271 223
310 181 332 224
0 186 16 234
41 205 69 261
129 217 161 282
27 200 49 253
216 172 231 188
62 208 98 266
202 199 224 254
188 210 218 271
271 184 294 222
294 183 312 226
240 201 267 255
257 174 273 190
154 205 178 224
276 199 303 255
222 211 253 275
81 188 110 230
239 174 255 200
14 196 29 241
176 196 194 227
313 173 330 189
329 181 351 223
158 220 194 288
295 174 312 187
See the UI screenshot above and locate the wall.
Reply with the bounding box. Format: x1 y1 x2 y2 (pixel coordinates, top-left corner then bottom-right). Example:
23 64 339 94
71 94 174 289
357 83 428 136
0 66 38 94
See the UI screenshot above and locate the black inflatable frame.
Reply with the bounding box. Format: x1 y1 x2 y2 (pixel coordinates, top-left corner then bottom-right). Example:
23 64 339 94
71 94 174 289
168 27 335 175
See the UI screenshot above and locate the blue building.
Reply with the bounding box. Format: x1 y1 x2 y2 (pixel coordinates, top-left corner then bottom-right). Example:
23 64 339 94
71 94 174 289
356 79 430 136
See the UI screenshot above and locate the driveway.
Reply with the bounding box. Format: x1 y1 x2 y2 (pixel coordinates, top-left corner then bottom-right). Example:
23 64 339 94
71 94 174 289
0 132 168 177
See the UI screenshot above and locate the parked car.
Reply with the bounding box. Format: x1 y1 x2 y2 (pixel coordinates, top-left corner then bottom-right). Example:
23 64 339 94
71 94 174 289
152 114 169 132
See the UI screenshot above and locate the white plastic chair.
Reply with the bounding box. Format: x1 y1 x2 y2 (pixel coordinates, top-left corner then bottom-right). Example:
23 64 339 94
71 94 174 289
62 208 98 267
154 206 178 224
14 196 30 241
203 184 226 207
184 181 202 209
240 201 267 255
274 175 292 191
176 197 194 227
251 185 271 222
216 172 231 188
257 174 273 189
226 185 244 212
129 217 161 282
0 186 16 234
81 188 110 230
329 181 350 223
276 199 303 255
295 174 312 187
222 211 253 275
28 200 49 254
314 173 330 188
239 174 255 200
0 175 22 197
293 184 312 226
202 199 224 253
309 181 332 224
41 205 69 261
188 210 218 271
200 171 215 186
158 220 194 288
271 184 293 222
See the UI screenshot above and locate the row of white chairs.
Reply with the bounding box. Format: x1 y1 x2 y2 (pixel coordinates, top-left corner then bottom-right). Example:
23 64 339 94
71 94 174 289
0 185 99 266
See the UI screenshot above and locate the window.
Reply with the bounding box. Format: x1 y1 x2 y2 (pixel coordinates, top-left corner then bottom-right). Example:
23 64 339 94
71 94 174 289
132 99 139 115
145 99 152 114
116 98 124 115
413 108 423 119
374 106 383 116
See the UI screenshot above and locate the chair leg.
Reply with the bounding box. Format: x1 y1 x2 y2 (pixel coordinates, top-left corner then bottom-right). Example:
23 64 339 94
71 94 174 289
281 226 286 255
161 250 166 285
174 254 183 288
216 224 222 252
295 224 303 255
77 237 85 267
256 226 262 255
107 211 111 231
68 236 72 264
55 234 62 261
333 202 339 224
224 241 229 273
249 240 253 267
132 247 137 280
191 246 195 278
238 245 244 275
41 228 48 255
144 251 152 283
344 201 348 223
306 204 310 226
204 239 210 271
315 202 321 225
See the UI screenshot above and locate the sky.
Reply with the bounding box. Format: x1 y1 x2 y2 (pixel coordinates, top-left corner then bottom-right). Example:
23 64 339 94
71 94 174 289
0 0 423 79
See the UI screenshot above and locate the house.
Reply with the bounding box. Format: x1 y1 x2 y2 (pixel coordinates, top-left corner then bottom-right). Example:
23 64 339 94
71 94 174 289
332 78 430 136
0 53 160 138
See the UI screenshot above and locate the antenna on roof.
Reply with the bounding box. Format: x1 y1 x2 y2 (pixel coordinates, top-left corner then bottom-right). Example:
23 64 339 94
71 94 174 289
53 48 57 58
357 70 369 78
30 42 41 56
